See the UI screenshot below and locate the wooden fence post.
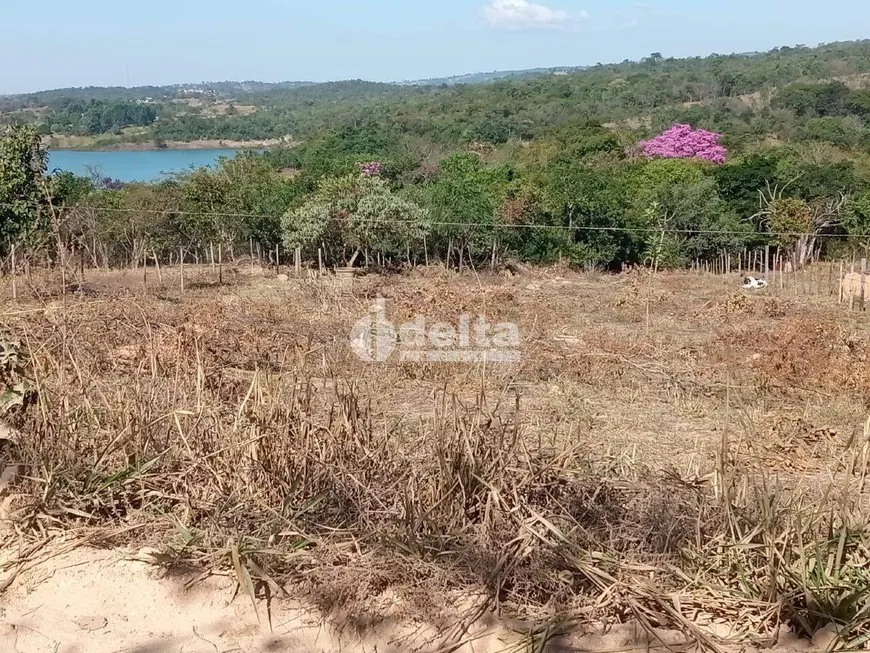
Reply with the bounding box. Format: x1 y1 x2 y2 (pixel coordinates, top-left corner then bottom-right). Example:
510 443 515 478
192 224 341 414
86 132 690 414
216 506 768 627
861 258 867 312
771 252 777 289
838 261 843 304
218 243 223 285
10 243 17 301
764 245 770 278
850 263 856 310
295 247 302 277
777 252 785 290
318 248 324 277
792 252 798 295
153 250 163 287
180 247 185 294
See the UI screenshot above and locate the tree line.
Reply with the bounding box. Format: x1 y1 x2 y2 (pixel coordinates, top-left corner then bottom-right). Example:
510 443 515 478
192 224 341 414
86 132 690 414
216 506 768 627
46 100 158 136
3 114 870 273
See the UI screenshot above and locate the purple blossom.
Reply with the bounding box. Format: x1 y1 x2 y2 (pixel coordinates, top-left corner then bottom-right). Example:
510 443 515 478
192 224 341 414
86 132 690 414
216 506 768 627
359 161 384 177
638 124 727 164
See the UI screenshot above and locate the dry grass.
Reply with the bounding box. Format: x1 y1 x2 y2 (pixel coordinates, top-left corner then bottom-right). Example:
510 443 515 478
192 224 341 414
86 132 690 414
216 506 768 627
1 264 870 648
206 103 259 117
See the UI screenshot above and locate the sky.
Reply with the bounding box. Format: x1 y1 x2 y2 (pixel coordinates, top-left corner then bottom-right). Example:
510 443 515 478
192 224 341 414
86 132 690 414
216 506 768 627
3 0 870 94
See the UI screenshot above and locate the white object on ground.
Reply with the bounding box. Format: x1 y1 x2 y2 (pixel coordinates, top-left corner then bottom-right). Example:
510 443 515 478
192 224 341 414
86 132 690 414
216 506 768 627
742 276 768 290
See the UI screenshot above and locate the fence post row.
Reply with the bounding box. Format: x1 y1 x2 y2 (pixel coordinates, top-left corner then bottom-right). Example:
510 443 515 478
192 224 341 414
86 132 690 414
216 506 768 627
4 226 869 314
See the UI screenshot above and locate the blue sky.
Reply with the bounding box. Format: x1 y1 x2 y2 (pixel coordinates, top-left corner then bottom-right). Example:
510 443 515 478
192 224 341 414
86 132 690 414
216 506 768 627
3 0 870 93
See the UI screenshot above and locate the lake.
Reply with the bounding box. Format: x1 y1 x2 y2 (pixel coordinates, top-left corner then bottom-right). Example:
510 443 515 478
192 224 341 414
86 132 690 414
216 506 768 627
47 149 244 183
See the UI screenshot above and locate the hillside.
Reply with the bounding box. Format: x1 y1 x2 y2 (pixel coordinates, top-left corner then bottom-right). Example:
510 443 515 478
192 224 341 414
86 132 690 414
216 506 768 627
3 39 870 150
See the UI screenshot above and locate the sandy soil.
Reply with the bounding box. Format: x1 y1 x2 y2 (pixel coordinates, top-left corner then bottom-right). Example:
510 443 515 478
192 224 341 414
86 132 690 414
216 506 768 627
0 545 704 653
0 544 827 653
2 545 502 653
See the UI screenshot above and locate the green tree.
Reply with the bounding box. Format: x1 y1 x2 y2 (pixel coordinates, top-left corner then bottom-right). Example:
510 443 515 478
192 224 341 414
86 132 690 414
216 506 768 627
797 116 864 150
761 196 813 250
713 153 781 222
351 178 431 260
773 82 850 117
51 172 95 207
0 125 48 251
630 158 747 267
181 166 234 245
843 193 870 256
754 179 847 265
282 173 429 265
542 160 637 267
48 100 158 136
214 154 301 248
846 90 870 119
425 153 496 267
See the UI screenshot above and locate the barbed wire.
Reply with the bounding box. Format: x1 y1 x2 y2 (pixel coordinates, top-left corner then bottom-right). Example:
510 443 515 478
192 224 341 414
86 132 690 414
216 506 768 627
5 202 870 240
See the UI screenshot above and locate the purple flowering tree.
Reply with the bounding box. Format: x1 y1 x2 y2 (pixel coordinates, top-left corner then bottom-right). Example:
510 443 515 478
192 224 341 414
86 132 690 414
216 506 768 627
359 161 384 177
638 124 727 164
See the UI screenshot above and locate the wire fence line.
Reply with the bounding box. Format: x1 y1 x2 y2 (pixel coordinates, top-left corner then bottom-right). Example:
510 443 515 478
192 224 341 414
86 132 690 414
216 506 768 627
0 240 866 313
5 202 870 239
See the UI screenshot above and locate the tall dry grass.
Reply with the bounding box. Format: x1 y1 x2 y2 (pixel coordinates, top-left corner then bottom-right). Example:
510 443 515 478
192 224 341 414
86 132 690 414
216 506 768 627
1 268 869 649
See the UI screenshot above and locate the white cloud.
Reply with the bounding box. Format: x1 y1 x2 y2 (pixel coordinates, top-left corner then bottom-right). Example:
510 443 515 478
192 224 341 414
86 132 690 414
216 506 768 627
483 0 587 30
634 2 649 8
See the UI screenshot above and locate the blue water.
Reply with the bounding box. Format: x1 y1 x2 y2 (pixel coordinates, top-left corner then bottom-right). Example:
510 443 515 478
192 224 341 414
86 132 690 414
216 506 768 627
47 149 243 183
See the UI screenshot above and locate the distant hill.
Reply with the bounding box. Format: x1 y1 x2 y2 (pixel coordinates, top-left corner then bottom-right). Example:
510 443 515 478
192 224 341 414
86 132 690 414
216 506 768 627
0 81 316 107
1 65 590 104
6 39 870 151
401 66 588 87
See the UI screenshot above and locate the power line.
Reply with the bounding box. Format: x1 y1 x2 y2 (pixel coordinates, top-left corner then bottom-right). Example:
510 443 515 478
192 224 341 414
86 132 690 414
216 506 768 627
38 204 870 240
